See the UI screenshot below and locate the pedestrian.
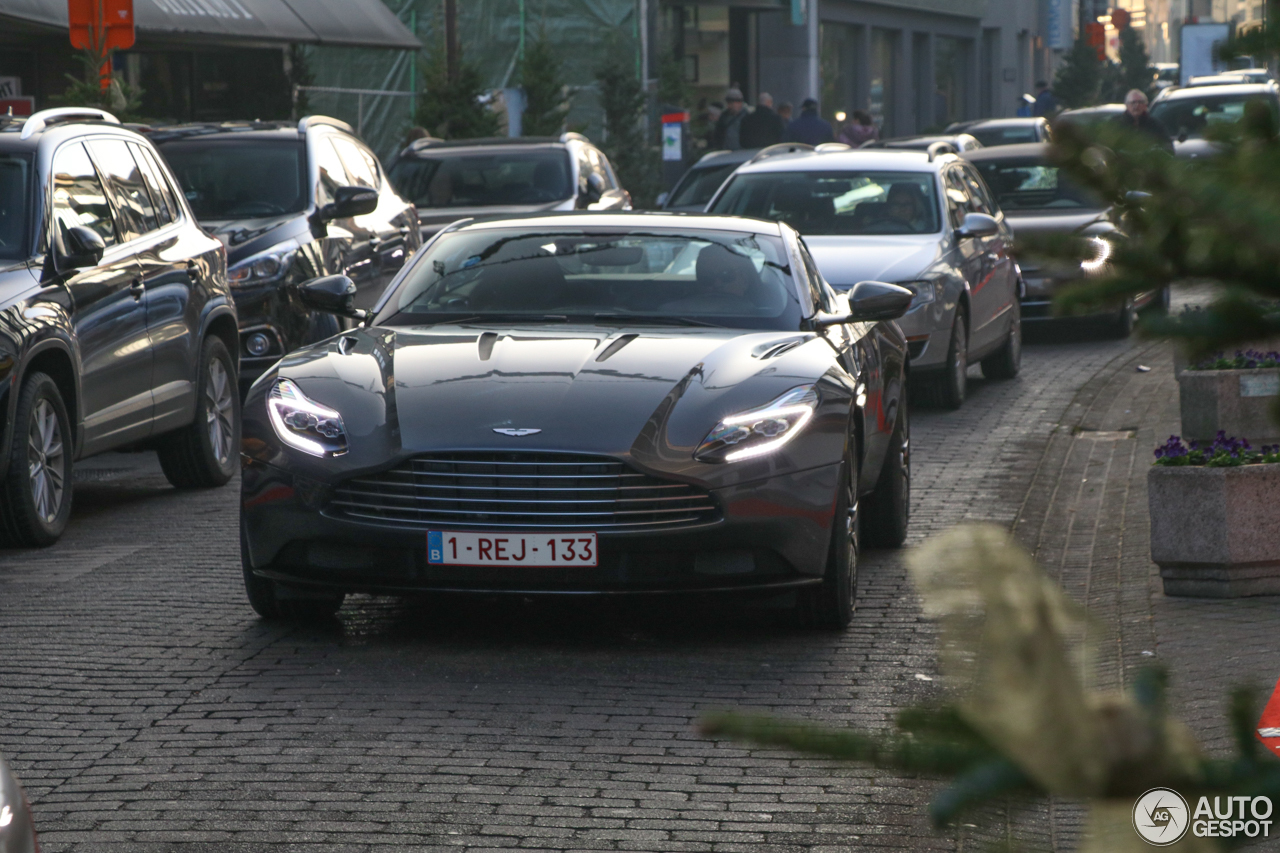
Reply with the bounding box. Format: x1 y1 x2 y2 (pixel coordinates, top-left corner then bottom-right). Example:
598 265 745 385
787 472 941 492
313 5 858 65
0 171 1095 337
777 101 793 126
1114 88 1173 152
1031 81 1059 117
739 92 786 148
712 87 747 150
1015 93 1035 118
782 98 834 145
698 99 722 150
837 110 879 147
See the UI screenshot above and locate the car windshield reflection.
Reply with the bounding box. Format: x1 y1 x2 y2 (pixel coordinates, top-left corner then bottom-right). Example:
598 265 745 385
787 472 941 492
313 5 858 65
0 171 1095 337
709 171 942 235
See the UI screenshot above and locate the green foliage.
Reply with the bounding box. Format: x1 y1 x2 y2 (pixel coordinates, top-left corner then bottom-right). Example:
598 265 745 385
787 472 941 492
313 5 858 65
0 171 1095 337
1117 27 1153 100
1054 34 1103 108
288 44 315 118
52 47 142 120
519 26 571 137
656 46 691 110
594 53 661 207
416 49 501 140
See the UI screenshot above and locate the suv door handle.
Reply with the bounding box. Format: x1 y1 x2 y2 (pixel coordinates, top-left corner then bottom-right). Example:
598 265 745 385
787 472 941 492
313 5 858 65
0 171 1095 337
130 278 145 298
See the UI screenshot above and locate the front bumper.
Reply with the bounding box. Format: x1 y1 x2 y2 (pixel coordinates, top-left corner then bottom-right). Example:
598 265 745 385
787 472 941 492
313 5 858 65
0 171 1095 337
894 302 955 371
241 456 840 596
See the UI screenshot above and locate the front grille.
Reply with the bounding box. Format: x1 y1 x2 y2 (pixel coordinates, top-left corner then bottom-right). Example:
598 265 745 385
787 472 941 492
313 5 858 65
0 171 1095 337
329 452 720 531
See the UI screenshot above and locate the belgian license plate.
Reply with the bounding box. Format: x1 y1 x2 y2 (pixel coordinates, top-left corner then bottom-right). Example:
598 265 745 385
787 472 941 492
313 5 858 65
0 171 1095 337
427 531 597 567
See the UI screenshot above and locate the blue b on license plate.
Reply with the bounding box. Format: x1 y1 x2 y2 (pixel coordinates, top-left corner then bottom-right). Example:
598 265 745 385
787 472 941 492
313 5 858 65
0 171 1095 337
427 531 597 567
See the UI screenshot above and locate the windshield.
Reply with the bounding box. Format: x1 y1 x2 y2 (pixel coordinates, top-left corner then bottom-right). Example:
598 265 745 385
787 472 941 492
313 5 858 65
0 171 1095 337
389 150 574 208
158 139 307 220
710 171 942 235
969 126 1040 146
667 163 738 208
1151 93 1280 139
971 161 1102 211
379 227 802 330
0 154 31 260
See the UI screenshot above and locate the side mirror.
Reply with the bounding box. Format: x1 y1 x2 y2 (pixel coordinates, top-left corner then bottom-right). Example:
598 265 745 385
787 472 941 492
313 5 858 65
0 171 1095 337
1177 129 1189 143
318 185 379 222
57 225 106 271
956 211 999 239
1125 190 1152 204
655 191 669 208
587 188 632 211
581 172 605 203
810 281 914 327
299 274 367 321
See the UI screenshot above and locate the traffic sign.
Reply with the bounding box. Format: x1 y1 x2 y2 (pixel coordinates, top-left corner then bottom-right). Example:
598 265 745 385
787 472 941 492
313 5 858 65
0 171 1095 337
67 0 134 91
1255 672 1280 758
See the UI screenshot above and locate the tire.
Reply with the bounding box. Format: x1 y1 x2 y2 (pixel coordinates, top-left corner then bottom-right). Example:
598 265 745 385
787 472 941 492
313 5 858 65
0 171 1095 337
921 307 968 410
981 300 1022 380
1140 286 1171 317
0 372 73 547
1108 299 1137 339
799 450 859 629
157 336 239 489
241 526 344 621
862 396 909 548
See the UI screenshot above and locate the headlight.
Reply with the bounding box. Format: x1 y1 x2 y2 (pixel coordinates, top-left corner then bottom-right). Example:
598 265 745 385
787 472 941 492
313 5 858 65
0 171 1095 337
228 240 299 286
898 280 941 309
1080 236 1112 274
695 385 819 463
267 379 348 457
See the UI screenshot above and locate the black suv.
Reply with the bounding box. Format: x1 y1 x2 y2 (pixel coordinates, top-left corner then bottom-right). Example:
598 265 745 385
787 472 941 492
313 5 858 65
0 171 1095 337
148 118 421 392
387 134 630 241
0 107 238 546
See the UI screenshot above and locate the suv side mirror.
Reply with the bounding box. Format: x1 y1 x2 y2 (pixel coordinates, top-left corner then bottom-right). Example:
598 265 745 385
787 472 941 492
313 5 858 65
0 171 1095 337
57 225 106 271
318 186 379 222
581 172 605 203
300 274 367 321
811 281 914 327
587 188 632 211
956 212 999 239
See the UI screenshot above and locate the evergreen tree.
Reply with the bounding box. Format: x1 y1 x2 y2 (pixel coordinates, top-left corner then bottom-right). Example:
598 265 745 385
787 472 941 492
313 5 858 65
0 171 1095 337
1116 27 1154 99
416 49 501 140
519 27 571 137
1053 34 1103 108
595 53 661 207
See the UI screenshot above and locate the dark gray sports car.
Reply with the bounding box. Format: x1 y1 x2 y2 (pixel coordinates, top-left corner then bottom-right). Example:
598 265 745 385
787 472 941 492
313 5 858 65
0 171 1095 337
239 213 912 628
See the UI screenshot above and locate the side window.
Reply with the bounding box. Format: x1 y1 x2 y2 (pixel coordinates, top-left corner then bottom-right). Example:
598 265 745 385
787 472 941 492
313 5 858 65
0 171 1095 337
50 142 117 248
88 138 158 239
943 169 972 230
313 136 350 206
131 143 175 226
588 148 616 189
333 136 378 189
961 165 997 216
799 243 834 312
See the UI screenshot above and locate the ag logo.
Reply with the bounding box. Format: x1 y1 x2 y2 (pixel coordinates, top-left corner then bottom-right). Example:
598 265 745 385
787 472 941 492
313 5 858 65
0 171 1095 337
1133 788 1190 845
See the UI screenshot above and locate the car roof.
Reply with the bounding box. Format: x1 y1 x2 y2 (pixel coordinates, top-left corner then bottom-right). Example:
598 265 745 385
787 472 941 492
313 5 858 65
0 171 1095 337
691 148 759 168
1060 103 1125 114
1156 82 1279 101
959 142 1049 163
951 118 1044 130
733 148 944 174
450 211 786 236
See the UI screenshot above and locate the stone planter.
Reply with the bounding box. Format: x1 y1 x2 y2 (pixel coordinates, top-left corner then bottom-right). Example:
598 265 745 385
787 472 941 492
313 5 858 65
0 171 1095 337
1149 464 1280 596
1177 367 1280 445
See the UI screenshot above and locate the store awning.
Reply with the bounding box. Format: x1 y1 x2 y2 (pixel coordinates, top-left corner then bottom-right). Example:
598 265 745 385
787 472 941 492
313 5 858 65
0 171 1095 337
0 0 422 50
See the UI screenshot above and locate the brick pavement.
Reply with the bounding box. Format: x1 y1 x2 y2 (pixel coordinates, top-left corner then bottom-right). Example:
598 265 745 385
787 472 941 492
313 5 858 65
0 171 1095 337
0 323 1228 853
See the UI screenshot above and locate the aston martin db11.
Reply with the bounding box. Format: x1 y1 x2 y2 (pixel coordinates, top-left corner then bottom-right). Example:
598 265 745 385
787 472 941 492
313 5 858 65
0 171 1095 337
239 213 913 628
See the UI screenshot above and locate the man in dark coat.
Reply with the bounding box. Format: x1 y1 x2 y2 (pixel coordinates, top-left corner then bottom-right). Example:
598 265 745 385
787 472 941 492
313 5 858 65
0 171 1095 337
739 92 786 149
712 88 747 150
1032 81 1059 117
1114 89 1173 152
782 98 834 145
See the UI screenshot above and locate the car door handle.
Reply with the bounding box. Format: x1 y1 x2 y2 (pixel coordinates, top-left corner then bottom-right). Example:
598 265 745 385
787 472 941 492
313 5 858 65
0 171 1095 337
130 278 145 298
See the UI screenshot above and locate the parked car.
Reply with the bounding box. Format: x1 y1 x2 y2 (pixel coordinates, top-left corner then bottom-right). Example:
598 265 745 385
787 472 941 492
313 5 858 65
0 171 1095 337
387 134 630 240
1055 104 1126 129
0 107 237 546
1187 73 1260 87
863 133 984 154
239 213 913 629
658 144 813 212
961 143 1166 335
706 146 1021 409
148 117 422 394
0 753 37 853
943 117 1052 147
1153 62 1180 92
1150 82 1280 158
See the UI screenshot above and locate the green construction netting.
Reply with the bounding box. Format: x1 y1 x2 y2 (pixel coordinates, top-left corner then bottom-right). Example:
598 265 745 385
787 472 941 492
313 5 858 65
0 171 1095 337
302 0 640 162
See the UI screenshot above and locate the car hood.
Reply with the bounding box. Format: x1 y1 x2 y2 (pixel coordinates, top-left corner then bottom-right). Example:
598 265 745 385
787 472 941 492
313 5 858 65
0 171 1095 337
202 214 309 265
1003 209 1110 236
260 323 832 469
418 199 575 237
1175 138 1222 159
804 235 944 289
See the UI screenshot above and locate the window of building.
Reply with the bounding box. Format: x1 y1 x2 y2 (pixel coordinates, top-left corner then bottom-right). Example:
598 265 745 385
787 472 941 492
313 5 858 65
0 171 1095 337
870 29 898 137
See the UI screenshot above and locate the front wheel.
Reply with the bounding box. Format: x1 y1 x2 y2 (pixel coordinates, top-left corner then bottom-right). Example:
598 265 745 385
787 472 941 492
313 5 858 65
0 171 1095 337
1107 299 1137 339
0 372 73 547
862 396 909 548
241 526 344 621
799 451 859 629
920 308 968 410
157 336 239 489
981 300 1022 380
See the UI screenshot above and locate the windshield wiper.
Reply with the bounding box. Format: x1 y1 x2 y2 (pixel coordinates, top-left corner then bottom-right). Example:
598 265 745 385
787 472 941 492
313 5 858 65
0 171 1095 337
590 313 722 328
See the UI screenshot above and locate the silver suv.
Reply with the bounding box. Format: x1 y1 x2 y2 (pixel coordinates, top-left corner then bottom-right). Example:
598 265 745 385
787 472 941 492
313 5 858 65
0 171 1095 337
707 146 1022 408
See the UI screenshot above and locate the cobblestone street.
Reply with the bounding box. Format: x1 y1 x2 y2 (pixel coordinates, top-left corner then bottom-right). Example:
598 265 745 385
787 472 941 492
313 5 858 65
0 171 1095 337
0 316 1271 852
